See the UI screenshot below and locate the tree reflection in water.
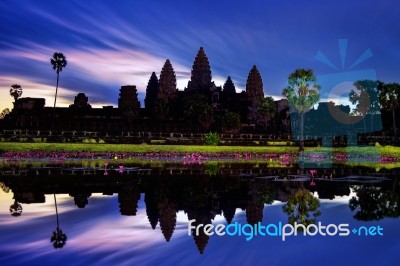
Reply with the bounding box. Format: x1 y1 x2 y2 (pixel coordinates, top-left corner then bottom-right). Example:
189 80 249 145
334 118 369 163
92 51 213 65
9 200 22 217
2 162 400 255
50 194 67 249
282 188 321 230
349 182 400 221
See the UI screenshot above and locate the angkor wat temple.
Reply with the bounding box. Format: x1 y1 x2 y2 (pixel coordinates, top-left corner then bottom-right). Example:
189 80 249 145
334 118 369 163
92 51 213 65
0 47 291 134
1 47 395 145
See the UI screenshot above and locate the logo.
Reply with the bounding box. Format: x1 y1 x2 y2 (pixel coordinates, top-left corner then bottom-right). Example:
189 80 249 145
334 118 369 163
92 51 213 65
188 219 384 241
290 39 382 168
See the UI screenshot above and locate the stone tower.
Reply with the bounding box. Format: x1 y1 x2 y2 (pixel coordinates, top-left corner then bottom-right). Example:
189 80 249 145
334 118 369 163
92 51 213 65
118 85 141 116
223 76 236 95
157 201 177 242
144 72 159 113
118 184 140 216
186 47 213 94
158 59 177 102
246 65 264 106
70 93 91 109
145 192 159 230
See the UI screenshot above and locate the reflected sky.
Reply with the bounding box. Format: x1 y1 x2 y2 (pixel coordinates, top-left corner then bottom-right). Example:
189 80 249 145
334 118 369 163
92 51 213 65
0 190 399 266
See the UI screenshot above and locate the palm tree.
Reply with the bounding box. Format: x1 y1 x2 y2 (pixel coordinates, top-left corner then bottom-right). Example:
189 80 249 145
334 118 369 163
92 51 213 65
257 96 276 131
282 68 320 151
50 52 67 108
9 200 22 217
50 194 67 249
379 82 400 141
282 188 321 229
9 84 22 102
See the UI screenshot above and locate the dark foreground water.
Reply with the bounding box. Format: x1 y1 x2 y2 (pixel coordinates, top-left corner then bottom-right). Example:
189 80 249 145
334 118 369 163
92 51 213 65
0 161 400 265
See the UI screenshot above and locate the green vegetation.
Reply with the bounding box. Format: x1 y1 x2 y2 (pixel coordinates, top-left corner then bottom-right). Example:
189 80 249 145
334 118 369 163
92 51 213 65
306 145 400 158
257 96 276 130
203 132 220 146
82 138 98 144
282 188 321 230
379 82 400 139
0 142 298 153
282 68 320 151
1 142 400 159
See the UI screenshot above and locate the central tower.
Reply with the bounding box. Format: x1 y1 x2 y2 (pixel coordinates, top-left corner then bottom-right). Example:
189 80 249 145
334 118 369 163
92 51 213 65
186 47 214 94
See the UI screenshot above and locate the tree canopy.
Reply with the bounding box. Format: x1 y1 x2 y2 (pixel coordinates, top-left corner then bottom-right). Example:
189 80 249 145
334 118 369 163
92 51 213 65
10 84 22 101
282 68 320 114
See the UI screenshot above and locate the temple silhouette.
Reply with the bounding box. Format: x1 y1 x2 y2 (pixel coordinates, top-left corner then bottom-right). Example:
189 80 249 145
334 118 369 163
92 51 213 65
1 47 291 134
3 162 398 254
0 47 395 146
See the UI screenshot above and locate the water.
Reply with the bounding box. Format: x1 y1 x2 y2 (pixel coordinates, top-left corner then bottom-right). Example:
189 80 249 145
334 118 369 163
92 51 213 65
0 160 399 265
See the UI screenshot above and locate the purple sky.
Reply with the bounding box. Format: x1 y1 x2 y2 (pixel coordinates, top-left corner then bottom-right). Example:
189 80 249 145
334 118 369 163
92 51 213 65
0 192 399 265
1 0 399 111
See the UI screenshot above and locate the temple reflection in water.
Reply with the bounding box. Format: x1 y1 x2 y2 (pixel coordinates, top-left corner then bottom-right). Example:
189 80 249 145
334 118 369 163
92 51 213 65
1 161 399 255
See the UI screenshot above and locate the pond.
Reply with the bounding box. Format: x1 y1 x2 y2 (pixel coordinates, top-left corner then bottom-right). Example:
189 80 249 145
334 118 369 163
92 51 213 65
0 157 399 265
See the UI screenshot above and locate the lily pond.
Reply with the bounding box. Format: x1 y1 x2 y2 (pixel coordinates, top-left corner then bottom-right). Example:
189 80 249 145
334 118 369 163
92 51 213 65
1 151 400 265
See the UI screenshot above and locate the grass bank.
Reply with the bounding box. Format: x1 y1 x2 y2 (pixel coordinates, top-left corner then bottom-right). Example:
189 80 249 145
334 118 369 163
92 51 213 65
305 145 400 157
1 142 400 157
0 142 298 154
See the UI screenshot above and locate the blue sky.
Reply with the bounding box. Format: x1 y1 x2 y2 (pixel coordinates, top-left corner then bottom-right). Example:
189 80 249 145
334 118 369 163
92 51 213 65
1 192 399 265
0 0 399 111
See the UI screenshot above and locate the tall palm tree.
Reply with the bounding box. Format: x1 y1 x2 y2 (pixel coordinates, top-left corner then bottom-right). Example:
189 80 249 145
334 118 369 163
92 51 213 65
282 68 320 151
9 84 22 102
50 194 67 249
50 52 67 108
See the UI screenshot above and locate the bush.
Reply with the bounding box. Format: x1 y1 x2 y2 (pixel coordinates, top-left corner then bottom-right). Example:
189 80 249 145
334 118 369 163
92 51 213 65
82 138 97 144
203 132 220 146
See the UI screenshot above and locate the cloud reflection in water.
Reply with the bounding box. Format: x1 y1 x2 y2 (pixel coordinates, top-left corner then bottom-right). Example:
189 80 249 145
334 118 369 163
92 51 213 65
0 193 399 265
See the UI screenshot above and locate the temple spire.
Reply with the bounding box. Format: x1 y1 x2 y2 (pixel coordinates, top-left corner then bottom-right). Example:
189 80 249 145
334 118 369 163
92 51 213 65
246 65 264 105
223 76 236 95
158 201 177 242
144 72 159 113
158 59 176 102
186 47 213 93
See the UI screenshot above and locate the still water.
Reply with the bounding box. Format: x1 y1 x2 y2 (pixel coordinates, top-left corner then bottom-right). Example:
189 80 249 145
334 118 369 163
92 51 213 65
0 159 399 265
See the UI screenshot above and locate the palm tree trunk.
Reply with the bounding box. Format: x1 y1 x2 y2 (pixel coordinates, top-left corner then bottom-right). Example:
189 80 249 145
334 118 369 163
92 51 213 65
300 112 304 151
54 193 60 230
54 72 60 108
393 108 398 143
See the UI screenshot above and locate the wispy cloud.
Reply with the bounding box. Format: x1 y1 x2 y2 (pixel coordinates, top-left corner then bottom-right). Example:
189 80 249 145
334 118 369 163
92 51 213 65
0 75 77 110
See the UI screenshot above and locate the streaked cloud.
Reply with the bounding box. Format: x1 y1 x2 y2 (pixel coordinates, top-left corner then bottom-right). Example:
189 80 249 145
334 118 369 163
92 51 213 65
0 0 399 112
